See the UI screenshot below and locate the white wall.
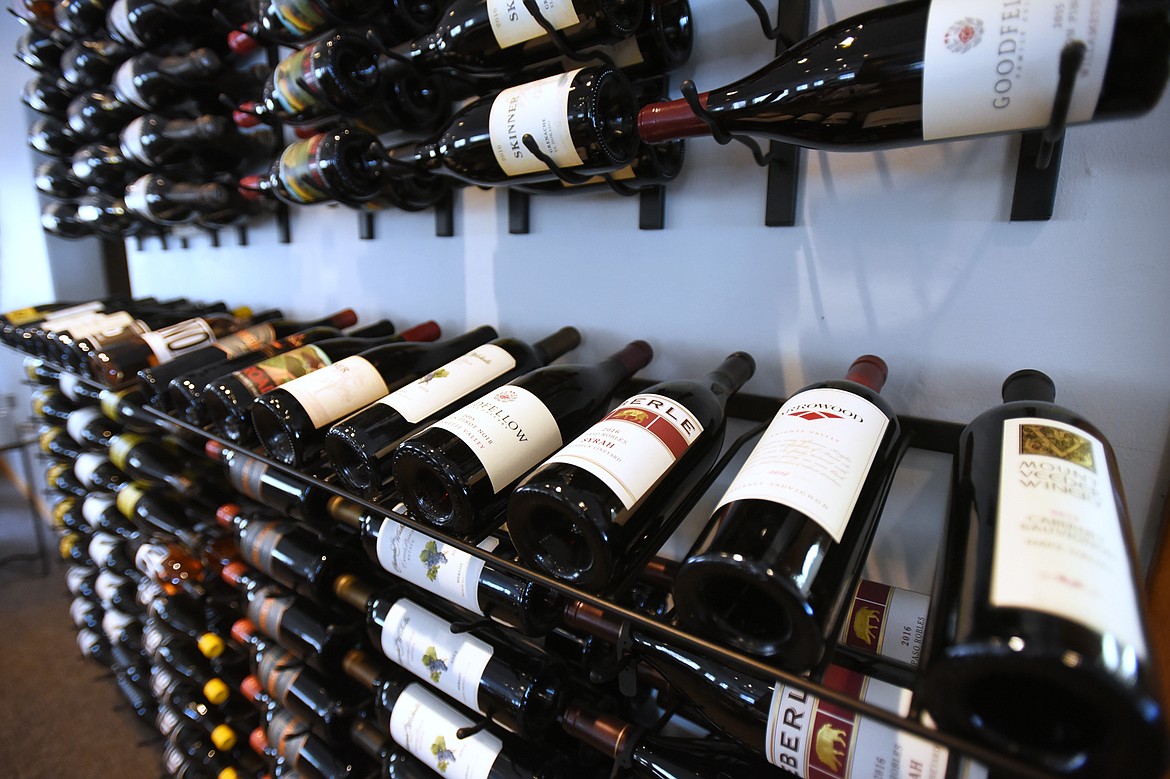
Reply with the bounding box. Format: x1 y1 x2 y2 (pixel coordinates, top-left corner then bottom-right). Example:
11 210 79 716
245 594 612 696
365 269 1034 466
9 0 1169 575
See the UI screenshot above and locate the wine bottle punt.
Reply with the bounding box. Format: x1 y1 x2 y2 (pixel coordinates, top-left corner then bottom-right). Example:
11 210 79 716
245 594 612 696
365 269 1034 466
672 355 902 671
507 351 755 591
392 339 653 536
920 369 1166 777
324 326 582 499
250 325 498 467
384 66 639 187
637 0 1170 151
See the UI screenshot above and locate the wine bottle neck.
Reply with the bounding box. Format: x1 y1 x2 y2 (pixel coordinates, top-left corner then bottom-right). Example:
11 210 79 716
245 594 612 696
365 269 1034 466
637 93 712 144
707 351 756 401
843 354 888 393
562 706 630 760
1001 369 1056 403
532 326 582 365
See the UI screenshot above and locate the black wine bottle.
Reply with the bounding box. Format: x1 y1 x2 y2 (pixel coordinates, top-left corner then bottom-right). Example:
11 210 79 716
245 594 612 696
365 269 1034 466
118 113 262 173
249 32 383 126
327 496 564 637
74 192 148 237
116 481 216 549
563 705 796 779
332 573 565 737
32 386 78 423
673 355 902 671
73 450 130 492
108 433 204 496
386 67 639 188
105 0 215 50
563 600 951 778
40 202 94 239
507 351 755 591
65 89 142 142
69 141 140 192
136 307 359 409
324 326 582 498
35 158 85 200
59 37 133 89
252 705 378 779
16 26 65 72
406 0 643 74
251 325 499 467
921 370 1165 777
110 47 223 112
341 649 572 778
23 73 74 117
123 173 232 226
29 116 80 158
638 0 1170 150
54 0 111 37
511 134 684 195
216 503 340 603
201 320 437 444
239 127 387 207
243 0 380 46
392 339 653 534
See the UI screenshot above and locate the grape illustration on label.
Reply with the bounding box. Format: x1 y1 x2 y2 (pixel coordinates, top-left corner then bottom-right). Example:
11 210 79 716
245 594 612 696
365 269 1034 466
431 736 456 772
422 645 448 682
420 541 448 581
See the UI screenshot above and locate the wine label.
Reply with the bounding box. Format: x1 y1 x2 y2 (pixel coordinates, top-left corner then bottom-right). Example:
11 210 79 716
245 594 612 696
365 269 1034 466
489 70 586 177
101 608 137 642
66 565 96 595
258 646 303 704
65 310 135 339
240 521 289 576
163 742 184 776
142 620 164 656
212 322 276 358
77 628 102 658
715 387 889 543
226 452 276 501
156 704 180 738
58 372 89 403
94 568 124 605
991 417 1148 657
233 344 333 396
248 591 294 641
379 344 518 424
431 384 563 493
40 302 104 325
66 406 106 444
70 596 97 627
765 665 948 778
5 307 46 326
280 355 389 428
269 0 328 36
272 44 324 116
544 392 704 510
389 684 503 779
123 175 153 220
88 533 121 569
135 542 169 582
268 708 308 761
376 513 500 615
140 318 216 364
151 664 179 700
120 115 153 166
73 452 110 488
922 0 1118 140
841 580 929 667
137 578 165 608
276 134 331 204
487 0 580 49
382 599 495 713
88 319 149 349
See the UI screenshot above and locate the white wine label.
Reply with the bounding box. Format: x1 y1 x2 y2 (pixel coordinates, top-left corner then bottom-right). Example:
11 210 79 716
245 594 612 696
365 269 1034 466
140 318 216 364
101 608 137 641
66 311 136 339
66 406 107 444
152 665 178 700
487 0 580 48
142 621 164 656
94 568 124 604
69 596 96 627
840 580 930 667
280 355 388 428
992 417 1148 657
766 665 947 778
90 320 149 349
40 302 104 324
73 452 110 488
77 628 101 658
135 542 168 581
546 392 704 510
715 388 889 543
489 70 586 177
123 175 152 219
379 344 518 424
120 115 152 165
80 491 115 528
431 384 563 493
382 598 495 714
922 0 1118 140
137 578 165 608
66 566 96 595
163 742 184 775
156 705 180 737
212 323 277 358
88 531 122 568
234 344 333 395
389 684 503 779
58 372 88 403
376 513 499 615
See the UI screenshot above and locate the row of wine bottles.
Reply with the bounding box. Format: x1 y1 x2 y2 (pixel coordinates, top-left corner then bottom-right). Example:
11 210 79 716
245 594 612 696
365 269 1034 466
12 293 1168 777
30 344 975 779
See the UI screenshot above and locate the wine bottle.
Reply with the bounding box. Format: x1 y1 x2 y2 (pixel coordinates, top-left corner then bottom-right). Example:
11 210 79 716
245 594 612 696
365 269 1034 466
325 326 582 498
23 73 74 117
349 717 436 779
920 369 1165 777
221 564 360 670
151 665 243 753
111 47 224 112
136 307 359 409
507 351 755 591
123 173 232 226
242 0 381 47
70 594 106 632
58 37 133 89
117 482 217 551
253 705 378 779
563 705 798 779
118 113 265 173
251 325 499 467
101 387 191 437
203 443 329 528
39 202 94 239
391 339 652 535
15 26 65 72
385 67 639 187
65 89 141 142
512 134 684 194
201 320 438 444
64 404 119 449
327 496 564 637
239 127 388 207
672 355 902 670
48 460 91 499
54 0 112 37
35 159 85 200
70 141 141 193
232 620 369 742
216 503 341 603
144 622 235 708
87 310 258 387
563 600 952 778
406 0 644 75
343 654 571 779
332 573 566 737
108 433 204 496
82 490 141 539
637 0 1170 151
29 116 81 158
105 0 215 50
74 192 148 237
73 450 130 492
32 386 78 423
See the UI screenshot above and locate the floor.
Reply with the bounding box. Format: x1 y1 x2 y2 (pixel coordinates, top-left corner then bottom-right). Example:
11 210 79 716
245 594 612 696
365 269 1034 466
0 462 162 779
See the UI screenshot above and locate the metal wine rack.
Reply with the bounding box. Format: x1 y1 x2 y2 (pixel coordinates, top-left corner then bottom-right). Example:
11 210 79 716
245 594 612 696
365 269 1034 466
17 348 1091 779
